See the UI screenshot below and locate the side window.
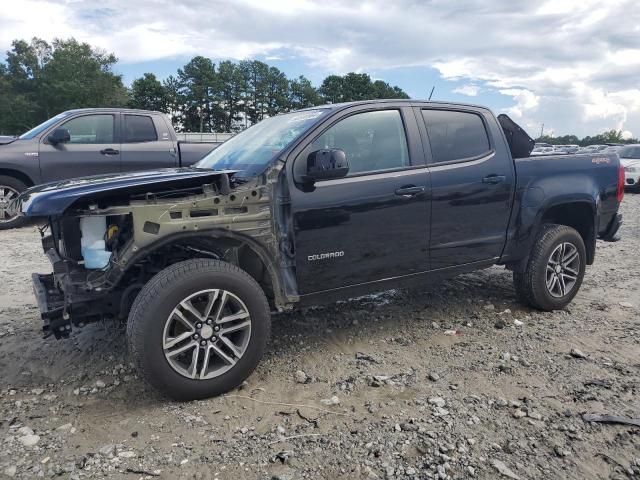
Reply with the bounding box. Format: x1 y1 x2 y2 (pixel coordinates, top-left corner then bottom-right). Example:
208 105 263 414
422 110 491 163
309 110 409 175
59 115 114 144
124 115 157 143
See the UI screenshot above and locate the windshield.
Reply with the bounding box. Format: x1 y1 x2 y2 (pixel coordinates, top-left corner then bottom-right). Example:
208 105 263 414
19 113 69 140
196 109 328 177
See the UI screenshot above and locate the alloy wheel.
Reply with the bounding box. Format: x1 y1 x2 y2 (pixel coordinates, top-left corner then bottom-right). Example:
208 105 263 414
546 242 580 298
162 289 252 380
0 186 19 223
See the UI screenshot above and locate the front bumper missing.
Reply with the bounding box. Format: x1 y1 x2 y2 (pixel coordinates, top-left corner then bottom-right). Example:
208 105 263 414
31 273 70 339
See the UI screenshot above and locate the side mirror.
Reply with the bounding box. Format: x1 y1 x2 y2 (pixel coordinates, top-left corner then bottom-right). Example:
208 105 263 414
302 149 349 183
47 128 70 145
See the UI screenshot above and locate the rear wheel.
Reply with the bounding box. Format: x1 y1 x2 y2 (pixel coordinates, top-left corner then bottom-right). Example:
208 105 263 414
127 259 271 401
513 224 586 311
0 176 27 230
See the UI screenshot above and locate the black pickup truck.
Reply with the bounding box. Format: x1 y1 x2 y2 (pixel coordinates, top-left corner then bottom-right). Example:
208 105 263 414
0 108 217 229
12 100 624 400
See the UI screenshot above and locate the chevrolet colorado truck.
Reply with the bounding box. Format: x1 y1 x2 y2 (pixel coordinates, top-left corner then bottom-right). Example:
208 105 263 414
0 108 217 229
12 100 624 400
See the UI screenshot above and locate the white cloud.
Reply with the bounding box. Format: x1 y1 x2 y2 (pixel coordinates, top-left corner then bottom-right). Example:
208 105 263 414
452 84 481 97
1 0 639 136
499 89 540 118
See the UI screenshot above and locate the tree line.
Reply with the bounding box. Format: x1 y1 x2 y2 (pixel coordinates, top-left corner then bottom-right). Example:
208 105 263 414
0 37 408 135
1 37 637 144
536 130 638 146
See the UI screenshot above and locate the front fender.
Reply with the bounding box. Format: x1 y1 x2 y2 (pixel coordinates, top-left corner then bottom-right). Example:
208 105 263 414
107 228 296 310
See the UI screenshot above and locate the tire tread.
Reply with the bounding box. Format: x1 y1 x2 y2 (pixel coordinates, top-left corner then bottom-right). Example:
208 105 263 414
126 258 270 399
513 224 585 311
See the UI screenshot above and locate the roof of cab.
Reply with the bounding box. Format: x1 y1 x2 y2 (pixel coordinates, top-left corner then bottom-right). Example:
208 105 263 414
298 99 492 112
61 107 165 115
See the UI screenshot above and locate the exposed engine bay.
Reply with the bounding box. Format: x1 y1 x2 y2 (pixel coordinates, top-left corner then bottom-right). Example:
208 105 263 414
32 168 297 339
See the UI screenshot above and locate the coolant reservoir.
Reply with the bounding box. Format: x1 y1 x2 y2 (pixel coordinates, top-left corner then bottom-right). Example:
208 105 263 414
80 216 112 269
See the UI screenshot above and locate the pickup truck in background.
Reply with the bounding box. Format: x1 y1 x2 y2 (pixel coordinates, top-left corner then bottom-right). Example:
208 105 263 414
12 100 624 400
0 108 218 229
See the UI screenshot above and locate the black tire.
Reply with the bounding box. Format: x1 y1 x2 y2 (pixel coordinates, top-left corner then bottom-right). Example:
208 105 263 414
127 259 271 401
0 175 28 230
513 224 586 311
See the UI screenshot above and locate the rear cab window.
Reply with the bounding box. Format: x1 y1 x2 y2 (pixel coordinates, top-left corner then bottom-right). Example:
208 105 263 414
124 115 158 143
422 109 491 163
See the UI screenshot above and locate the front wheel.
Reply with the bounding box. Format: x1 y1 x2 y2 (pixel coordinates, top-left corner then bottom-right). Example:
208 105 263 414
0 176 28 230
513 224 586 311
127 259 271 401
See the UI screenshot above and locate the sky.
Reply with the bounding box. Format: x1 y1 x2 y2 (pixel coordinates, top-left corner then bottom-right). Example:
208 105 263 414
1 0 639 138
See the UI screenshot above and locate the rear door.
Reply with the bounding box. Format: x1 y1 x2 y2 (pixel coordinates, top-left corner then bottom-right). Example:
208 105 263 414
39 113 120 182
119 113 177 172
417 107 514 269
289 105 430 294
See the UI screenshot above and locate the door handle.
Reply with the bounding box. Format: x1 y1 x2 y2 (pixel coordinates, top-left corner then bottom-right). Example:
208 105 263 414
395 185 425 197
100 148 119 155
482 174 506 184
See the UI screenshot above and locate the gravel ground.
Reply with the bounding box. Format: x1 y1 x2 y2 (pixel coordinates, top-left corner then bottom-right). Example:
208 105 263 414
0 194 638 480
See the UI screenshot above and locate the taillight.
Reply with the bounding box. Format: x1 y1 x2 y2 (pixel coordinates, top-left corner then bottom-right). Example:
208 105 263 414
617 164 624 203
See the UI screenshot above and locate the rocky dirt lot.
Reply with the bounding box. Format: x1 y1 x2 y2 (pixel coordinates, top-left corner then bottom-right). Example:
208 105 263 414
0 195 638 480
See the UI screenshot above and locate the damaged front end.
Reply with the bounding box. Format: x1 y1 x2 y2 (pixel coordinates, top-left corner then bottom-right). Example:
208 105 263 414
16 167 297 339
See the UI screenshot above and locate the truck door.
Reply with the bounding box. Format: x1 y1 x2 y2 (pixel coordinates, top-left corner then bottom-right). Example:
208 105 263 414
289 106 430 295
39 113 120 182
119 114 177 172
418 107 514 269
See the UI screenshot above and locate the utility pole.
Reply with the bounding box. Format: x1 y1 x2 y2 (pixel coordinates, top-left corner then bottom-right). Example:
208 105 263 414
540 123 544 138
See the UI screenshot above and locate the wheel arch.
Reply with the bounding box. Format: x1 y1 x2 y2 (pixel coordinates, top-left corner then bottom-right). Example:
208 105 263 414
0 168 35 188
538 200 596 264
117 229 291 310
504 198 597 272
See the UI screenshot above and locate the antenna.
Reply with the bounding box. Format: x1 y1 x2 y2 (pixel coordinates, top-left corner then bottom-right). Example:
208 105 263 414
428 86 435 100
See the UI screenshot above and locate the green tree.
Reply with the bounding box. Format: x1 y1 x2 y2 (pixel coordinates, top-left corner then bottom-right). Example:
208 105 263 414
372 79 410 99
239 60 270 125
600 129 625 143
42 38 128 116
342 73 374 101
265 66 290 117
162 75 184 129
0 37 127 135
0 62 34 134
178 56 219 132
129 73 168 111
318 75 345 103
319 73 409 103
216 61 245 132
289 75 322 110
